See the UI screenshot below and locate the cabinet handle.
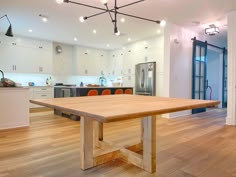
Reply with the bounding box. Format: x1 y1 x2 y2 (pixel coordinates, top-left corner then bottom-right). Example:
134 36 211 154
41 88 47 90
12 65 14 71
41 95 47 97
15 65 16 71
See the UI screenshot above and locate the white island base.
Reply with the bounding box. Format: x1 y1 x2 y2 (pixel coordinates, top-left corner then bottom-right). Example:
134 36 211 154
0 87 29 130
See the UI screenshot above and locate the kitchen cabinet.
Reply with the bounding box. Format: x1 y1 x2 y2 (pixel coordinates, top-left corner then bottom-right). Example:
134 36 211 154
0 35 52 74
108 50 123 77
73 46 109 76
29 86 54 108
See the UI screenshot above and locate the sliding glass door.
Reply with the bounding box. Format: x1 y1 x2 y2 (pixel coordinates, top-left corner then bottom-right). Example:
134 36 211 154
192 40 207 114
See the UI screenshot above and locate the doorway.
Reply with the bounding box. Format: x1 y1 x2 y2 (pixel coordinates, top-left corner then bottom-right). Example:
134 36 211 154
192 38 227 114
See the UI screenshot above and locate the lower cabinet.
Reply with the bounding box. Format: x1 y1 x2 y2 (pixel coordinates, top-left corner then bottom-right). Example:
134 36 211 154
0 88 29 130
29 87 54 108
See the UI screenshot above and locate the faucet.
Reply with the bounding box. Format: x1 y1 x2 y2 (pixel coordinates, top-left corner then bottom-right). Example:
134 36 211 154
0 70 4 80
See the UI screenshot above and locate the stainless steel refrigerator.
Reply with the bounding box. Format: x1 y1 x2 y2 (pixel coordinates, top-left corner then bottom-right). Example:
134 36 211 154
135 62 156 96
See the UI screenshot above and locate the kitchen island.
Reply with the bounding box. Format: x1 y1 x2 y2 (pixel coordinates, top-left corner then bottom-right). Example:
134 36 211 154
54 86 133 97
0 87 29 130
30 95 219 173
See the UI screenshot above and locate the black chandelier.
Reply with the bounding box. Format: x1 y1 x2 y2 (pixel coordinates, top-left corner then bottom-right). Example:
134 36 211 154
57 0 166 35
0 14 14 37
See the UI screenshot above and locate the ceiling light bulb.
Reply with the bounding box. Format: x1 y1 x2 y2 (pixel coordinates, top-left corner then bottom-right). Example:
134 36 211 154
120 18 125 23
128 38 131 42
74 37 78 41
115 30 120 36
93 29 97 34
28 29 33 33
79 16 85 23
56 0 64 4
157 29 161 34
106 44 110 47
160 20 166 27
100 0 109 4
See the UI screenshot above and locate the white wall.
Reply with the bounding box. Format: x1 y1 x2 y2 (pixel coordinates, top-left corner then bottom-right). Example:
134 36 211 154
226 10 236 125
165 24 201 118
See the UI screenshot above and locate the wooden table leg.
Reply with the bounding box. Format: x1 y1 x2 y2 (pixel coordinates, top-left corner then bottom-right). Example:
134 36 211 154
94 121 103 148
80 116 94 170
142 116 156 173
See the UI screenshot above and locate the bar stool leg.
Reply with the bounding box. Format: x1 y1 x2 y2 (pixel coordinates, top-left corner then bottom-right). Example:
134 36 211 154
142 116 156 173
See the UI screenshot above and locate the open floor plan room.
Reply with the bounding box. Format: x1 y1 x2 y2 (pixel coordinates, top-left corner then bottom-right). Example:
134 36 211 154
0 109 233 177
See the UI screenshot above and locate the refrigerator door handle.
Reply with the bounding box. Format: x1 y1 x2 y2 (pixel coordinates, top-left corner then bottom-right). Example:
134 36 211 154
141 69 145 88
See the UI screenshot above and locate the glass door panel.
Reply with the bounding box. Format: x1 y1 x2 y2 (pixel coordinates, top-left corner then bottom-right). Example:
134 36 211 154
192 40 207 114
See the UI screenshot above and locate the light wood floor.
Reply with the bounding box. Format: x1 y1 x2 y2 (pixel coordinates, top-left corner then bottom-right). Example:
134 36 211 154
1 109 235 177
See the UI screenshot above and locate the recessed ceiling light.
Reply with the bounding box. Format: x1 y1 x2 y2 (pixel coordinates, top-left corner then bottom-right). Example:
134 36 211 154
106 44 110 47
28 29 33 33
93 29 97 34
74 37 78 41
160 20 166 27
39 14 48 22
128 38 131 42
120 18 125 23
157 29 161 34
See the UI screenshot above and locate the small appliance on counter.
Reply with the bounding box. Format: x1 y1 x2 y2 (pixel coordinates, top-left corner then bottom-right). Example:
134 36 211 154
0 70 16 87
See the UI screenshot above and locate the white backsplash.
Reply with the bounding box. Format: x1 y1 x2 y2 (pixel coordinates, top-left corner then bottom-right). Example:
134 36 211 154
4 73 51 86
4 73 119 87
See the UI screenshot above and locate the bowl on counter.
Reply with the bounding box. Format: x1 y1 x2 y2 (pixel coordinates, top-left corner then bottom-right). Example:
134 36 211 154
86 84 100 87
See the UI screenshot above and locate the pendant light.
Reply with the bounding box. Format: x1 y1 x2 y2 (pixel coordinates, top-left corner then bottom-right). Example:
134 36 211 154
0 14 14 37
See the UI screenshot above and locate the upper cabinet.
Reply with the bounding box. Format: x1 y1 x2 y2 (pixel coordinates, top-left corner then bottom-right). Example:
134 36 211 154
73 46 109 76
0 35 52 74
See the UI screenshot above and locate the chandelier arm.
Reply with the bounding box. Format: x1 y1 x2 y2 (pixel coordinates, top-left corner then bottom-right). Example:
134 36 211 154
67 0 145 21
86 11 108 19
118 0 145 9
105 4 115 25
116 11 160 23
67 0 107 11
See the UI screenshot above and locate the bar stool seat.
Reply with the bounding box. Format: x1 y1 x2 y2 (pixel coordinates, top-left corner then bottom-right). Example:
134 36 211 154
124 89 133 94
87 89 98 96
102 89 111 95
115 89 123 94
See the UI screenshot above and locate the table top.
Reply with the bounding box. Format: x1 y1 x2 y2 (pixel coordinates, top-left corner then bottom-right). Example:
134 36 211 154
30 95 220 122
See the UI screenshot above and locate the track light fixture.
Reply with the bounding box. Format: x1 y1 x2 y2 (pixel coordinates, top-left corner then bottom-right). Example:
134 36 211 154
57 0 166 35
0 14 14 37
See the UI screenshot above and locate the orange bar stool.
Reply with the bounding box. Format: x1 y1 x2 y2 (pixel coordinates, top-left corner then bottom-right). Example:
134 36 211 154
124 89 133 94
87 89 98 96
102 89 111 95
115 89 124 94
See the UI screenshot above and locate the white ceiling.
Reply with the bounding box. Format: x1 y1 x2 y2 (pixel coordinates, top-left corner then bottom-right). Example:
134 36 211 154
0 0 235 49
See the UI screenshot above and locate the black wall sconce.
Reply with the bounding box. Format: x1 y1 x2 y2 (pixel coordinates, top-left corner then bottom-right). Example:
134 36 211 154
0 14 14 37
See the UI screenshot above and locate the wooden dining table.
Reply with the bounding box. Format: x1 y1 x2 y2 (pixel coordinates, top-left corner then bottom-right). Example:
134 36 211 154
30 95 220 173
